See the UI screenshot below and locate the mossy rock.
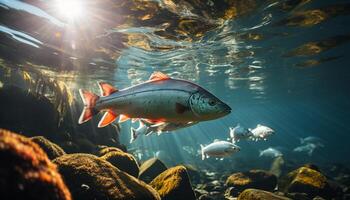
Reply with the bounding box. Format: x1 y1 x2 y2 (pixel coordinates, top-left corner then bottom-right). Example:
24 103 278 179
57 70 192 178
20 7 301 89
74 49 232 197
53 153 160 200
283 166 333 198
238 189 292 200
139 158 167 183
97 146 125 156
0 129 71 200
100 151 139 177
150 165 196 200
226 169 277 194
31 136 66 160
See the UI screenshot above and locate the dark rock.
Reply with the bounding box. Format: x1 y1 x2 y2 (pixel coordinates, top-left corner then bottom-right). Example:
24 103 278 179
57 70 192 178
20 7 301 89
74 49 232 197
343 193 350 200
53 153 160 200
75 138 96 153
286 192 311 200
0 129 71 200
313 196 326 200
238 189 292 200
100 150 139 177
150 165 196 200
184 164 201 184
225 186 240 198
194 188 209 197
139 158 167 183
0 86 60 138
31 136 66 160
60 141 80 153
198 194 214 200
225 169 277 194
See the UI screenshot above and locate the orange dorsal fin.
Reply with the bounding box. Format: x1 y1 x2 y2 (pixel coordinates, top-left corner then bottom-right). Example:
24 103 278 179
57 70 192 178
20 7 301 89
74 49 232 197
149 71 170 81
98 110 118 128
118 114 131 123
98 82 118 97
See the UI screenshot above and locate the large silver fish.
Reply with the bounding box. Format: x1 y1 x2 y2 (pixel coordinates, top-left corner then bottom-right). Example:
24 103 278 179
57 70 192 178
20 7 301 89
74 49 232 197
78 72 231 127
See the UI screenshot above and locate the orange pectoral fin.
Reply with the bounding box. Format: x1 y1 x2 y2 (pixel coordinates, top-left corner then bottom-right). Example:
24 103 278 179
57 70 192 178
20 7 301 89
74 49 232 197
98 110 118 128
118 114 131 123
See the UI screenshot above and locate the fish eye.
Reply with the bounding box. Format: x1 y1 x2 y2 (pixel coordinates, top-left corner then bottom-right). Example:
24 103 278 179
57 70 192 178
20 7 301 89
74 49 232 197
208 99 216 106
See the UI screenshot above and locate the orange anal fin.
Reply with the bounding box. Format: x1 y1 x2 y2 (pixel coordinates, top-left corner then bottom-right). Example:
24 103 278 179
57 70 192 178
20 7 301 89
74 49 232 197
79 108 96 124
118 114 131 123
98 82 118 97
148 71 170 81
98 110 118 128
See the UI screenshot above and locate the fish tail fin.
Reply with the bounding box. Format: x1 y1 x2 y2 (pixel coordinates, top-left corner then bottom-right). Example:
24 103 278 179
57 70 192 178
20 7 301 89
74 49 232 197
200 144 205 160
259 150 263 157
78 89 99 124
299 138 304 144
130 127 137 143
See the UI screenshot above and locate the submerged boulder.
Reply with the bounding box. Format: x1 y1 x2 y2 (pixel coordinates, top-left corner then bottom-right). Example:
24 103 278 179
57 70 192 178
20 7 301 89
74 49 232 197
53 153 160 200
150 165 196 200
139 158 168 183
31 136 66 160
225 169 277 195
238 189 291 200
100 150 139 177
282 166 333 198
98 146 125 156
0 129 71 200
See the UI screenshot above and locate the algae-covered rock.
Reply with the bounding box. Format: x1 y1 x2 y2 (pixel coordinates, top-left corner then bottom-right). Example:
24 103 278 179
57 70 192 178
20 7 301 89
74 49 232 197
98 146 125 156
100 151 139 177
0 129 71 200
53 153 160 200
225 169 277 195
139 158 167 183
150 165 196 200
31 136 66 160
238 189 292 200
283 166 332 198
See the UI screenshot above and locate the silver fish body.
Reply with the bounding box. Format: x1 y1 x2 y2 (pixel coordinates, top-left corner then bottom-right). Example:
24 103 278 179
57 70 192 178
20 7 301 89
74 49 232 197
95 78 230 123
200 140 240 160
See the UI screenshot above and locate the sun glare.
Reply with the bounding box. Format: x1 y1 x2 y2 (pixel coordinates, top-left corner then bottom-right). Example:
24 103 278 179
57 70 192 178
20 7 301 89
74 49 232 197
55 0 84 21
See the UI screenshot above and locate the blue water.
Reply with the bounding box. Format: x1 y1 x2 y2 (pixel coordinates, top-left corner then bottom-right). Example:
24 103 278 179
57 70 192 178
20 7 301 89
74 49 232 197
1 0 350 170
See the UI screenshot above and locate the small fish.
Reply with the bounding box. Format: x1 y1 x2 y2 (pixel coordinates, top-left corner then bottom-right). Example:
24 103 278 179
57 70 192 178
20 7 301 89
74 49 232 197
229 124 253 143
200 140 240 160
249 124 275 141
293 143 318 156
259 147 283 158
130 120 150 143
130 119 198 142
299 136 324 147
78 71 231 127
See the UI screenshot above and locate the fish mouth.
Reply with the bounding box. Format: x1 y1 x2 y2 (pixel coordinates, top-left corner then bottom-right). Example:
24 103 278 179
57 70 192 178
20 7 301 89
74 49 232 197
220 103 232 114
